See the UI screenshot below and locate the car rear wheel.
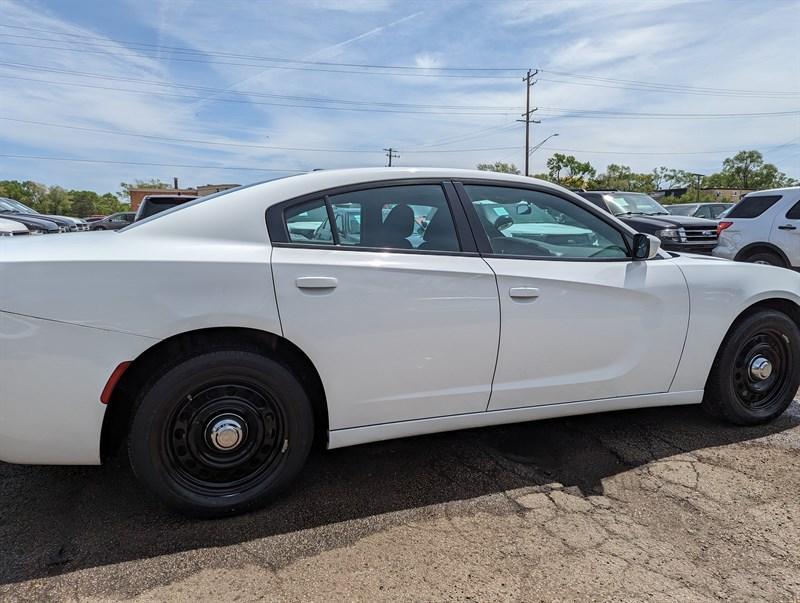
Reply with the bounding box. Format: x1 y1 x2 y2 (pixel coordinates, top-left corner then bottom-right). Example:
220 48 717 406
742 249 786 268
702 310 800 425
128 350 314 517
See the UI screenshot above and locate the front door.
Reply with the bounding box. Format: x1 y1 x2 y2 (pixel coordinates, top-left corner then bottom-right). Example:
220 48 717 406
457 182 690 411
270 182 500 429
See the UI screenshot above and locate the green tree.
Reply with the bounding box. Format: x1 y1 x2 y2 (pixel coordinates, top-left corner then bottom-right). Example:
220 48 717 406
476 162 521 175
707 150 797 189
545 153 596 187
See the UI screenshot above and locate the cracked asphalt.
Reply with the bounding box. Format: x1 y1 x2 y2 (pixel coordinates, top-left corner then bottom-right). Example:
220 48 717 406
2 401 800 602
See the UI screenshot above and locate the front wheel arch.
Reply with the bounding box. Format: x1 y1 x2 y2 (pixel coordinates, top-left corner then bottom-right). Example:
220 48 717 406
100 327 329 461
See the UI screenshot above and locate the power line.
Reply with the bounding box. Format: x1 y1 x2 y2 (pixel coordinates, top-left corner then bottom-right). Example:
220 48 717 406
2 70 795 120
0 73 518 116
0 61 522 110
0 39 518 80
0 23 797 98
2 116 797 157
0 153 306 172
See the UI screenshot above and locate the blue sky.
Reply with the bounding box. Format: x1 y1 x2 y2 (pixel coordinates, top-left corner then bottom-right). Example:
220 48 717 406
1 0 799 193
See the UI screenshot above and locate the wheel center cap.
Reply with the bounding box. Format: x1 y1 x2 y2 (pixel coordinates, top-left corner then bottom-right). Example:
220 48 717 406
749 356 773 381
207 415 245 451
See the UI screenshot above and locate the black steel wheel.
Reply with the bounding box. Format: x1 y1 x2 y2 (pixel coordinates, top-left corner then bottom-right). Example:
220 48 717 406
703 309 800 425
129 350 314 517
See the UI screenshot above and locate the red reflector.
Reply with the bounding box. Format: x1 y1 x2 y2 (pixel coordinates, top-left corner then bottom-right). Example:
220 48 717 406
101 362 131 404
717 221 733 237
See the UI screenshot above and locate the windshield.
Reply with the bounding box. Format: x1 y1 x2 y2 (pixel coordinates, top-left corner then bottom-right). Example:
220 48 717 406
604 193 669 216
666 205 695 216
2 198 37 213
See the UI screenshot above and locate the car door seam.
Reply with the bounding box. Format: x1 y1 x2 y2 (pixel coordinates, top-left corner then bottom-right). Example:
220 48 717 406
483 256 502 412
667 263 693 392
268 245 286 337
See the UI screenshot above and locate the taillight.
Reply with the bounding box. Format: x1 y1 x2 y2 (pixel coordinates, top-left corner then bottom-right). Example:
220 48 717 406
717 221 733 237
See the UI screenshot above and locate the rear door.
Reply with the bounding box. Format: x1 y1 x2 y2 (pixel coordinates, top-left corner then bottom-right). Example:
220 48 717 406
769 193 800 266
456 182 689 411
269 181 500 430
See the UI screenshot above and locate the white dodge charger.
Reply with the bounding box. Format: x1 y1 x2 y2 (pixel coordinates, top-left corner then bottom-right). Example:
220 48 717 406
2 168 799 516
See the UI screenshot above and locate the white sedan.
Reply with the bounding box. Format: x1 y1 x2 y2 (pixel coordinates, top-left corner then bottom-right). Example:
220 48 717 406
2 168 799 517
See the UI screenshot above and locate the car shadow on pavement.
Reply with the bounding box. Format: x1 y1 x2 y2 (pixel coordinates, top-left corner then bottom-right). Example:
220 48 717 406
1 402 798 585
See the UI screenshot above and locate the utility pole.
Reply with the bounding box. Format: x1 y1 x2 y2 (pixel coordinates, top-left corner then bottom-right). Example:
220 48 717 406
383 147 399 167
517 69 540 177
691 172 704 202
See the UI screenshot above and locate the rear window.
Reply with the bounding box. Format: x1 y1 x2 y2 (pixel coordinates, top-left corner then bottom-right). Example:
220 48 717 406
726 195 782 219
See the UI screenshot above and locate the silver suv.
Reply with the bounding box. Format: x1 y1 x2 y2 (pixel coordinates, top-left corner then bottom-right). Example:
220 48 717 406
713 187 800 268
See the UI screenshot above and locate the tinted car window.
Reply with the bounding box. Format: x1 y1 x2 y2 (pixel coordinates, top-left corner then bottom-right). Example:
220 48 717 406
464 185 628 259
325 185 460 252
786 201 800 220
285 199 332 244
727 195 782 219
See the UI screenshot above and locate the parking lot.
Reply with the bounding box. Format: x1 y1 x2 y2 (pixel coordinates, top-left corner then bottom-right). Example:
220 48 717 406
2 401 799 602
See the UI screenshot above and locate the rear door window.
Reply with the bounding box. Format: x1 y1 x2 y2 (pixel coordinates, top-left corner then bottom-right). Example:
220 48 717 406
727 195 782 219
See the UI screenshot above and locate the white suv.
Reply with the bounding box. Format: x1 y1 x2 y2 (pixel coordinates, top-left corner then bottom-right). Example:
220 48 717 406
713 187 800 268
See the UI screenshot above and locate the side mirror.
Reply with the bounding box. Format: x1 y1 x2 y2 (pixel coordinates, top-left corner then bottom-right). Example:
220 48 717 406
516 203 532 215
632 233 661 260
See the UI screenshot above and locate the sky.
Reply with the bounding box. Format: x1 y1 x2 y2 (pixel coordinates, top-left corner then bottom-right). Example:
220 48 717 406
1 0 799 194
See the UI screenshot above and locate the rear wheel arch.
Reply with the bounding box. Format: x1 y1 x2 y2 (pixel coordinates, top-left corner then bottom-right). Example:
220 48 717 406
100 327 329 461
734 243 790 267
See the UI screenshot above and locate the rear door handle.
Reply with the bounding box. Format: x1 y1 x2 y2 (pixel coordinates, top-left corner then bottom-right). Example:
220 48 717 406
509 287 540 299
296 277 338 289
778 224 797 231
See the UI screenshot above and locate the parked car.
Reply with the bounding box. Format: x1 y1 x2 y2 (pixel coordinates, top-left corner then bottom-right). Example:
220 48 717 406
0 198 61 234
3 168 800 517
83 215 108 223
713 186 800 268
578 191 719 254
135 194 198 221
0 197 88 231
90 212 136 231
0 216 30 237
666 202 733 220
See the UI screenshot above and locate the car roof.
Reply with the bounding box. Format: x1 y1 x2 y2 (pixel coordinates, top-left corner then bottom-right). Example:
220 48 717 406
744 186 800 196
123 167 620 241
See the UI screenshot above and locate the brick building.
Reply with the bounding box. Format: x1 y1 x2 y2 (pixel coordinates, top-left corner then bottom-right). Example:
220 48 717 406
128 183 239 211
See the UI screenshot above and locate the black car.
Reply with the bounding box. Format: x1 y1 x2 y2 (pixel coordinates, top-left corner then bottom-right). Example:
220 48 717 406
135 194 198 221
0 197 86 232
90 212 136 231
578 191 719 254
0 198 61 234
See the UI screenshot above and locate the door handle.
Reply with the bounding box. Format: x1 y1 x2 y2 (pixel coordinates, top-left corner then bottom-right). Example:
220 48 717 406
509 287 540 299
778 224 797 231
296 277 338 289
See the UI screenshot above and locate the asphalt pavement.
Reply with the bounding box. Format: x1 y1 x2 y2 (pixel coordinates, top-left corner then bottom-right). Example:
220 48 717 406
2 402 799 601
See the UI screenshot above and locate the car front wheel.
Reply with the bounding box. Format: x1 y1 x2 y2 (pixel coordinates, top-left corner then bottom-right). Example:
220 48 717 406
702 309 800 425
128 350 314 517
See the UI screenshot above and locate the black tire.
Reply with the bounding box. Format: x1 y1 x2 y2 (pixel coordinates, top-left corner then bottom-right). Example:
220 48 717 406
128 350 314 517
702 310 800 425
742 249 786 268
